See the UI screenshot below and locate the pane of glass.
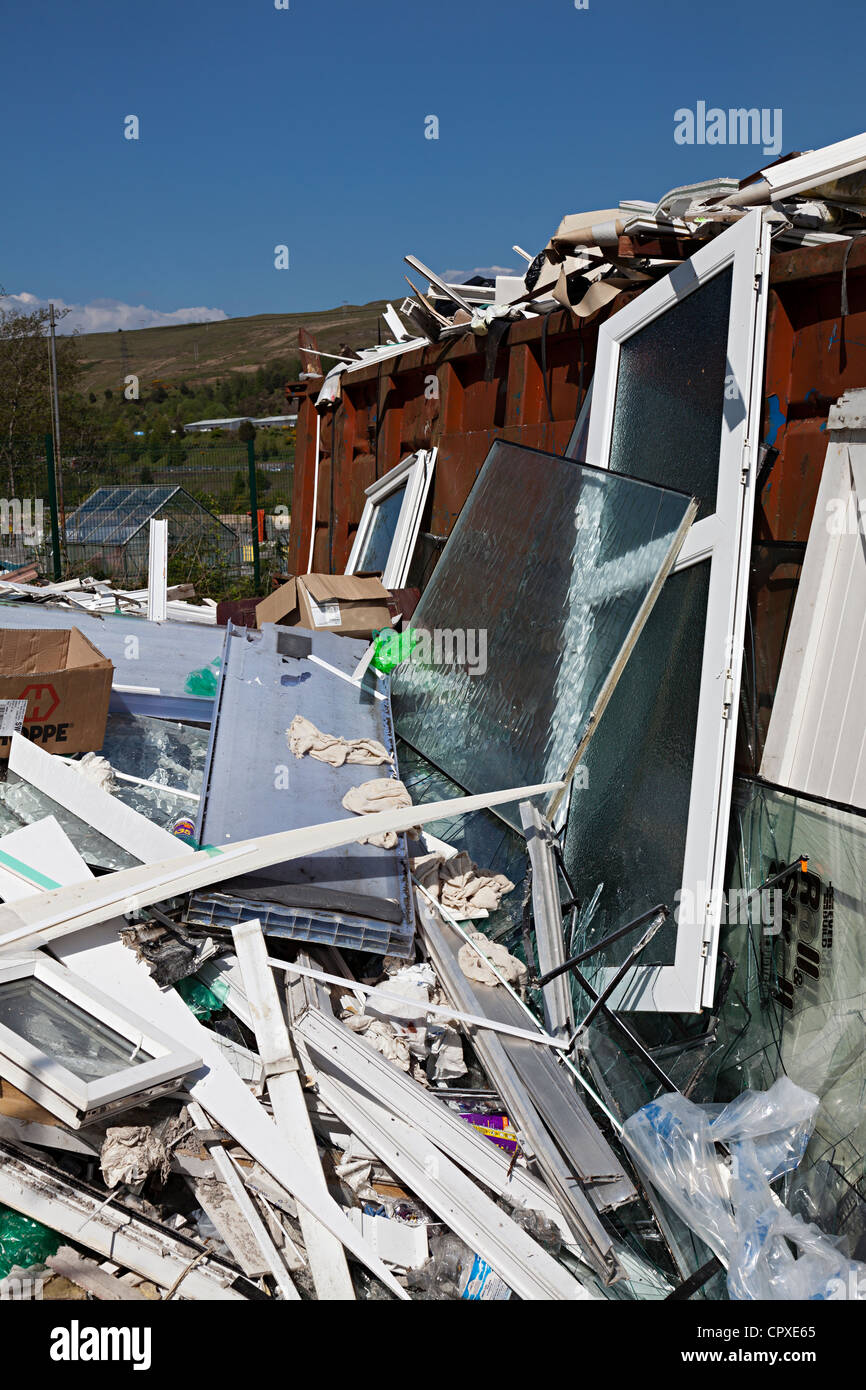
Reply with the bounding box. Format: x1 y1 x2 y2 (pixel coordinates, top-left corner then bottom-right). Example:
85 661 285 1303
392 440 694 831
564 560 711 967
714 780 866 1238
609 265 733 522
0 977 152 1082
0 775 137 872
397 739 527 942
357 482 408 573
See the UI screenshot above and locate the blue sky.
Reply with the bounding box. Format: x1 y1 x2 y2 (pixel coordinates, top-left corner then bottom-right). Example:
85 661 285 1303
2 0 864 330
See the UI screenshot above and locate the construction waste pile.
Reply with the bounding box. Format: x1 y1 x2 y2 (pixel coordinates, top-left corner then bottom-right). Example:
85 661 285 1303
1 129 866 1306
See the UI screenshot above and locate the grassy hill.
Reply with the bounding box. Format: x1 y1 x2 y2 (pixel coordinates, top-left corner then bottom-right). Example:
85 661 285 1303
76 299 394 394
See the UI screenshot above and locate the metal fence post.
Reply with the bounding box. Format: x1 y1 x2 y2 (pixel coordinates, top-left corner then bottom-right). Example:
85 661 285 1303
44 433 62 581
247 438 261 591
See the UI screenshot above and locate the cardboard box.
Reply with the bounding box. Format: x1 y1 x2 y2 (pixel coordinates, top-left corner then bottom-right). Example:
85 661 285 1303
255 574 393 639
0 628 113 758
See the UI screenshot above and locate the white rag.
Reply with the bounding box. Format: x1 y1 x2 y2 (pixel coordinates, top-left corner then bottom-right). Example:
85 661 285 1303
457 932 529 992
412 851 515 918
287 714 393 768
341 777 421 848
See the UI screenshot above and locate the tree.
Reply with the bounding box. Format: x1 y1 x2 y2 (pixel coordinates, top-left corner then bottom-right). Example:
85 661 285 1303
109 418 128 449
147 415 171 464
238 419 256 444
0 297 80 491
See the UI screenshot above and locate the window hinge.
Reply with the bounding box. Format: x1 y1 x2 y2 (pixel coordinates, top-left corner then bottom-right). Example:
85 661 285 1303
702 897 719 951
722 669 734 719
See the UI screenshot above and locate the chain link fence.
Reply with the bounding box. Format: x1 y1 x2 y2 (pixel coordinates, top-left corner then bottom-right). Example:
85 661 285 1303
0 437 293 598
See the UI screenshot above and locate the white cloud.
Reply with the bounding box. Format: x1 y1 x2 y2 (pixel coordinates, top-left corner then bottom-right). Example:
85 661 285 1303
0 291 228 334
439 264 517 283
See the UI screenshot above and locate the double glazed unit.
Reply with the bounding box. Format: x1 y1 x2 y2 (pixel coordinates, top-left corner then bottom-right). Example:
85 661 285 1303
0 953 201 1126
576 209 772 1012
345 449 436 589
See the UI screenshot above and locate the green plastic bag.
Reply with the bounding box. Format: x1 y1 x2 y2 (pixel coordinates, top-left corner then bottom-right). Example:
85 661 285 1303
174 975 228 1020
0 1206 61 1279
184 658 221 698
370 626 421 675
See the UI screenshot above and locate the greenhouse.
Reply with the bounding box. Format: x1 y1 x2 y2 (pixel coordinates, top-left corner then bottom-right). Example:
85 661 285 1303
64 486 239 584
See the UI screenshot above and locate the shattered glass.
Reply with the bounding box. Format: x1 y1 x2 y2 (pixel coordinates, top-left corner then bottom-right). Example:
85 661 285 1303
0 714 206 868
393 440 694 832
97 712 207 827
563 561 711 966
0 775 137 871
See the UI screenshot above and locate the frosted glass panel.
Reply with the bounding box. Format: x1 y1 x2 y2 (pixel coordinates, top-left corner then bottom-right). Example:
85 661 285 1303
357 483 407 572
609 266 733 521
392 441 694 830
0 977 150 1081
564 561 711 967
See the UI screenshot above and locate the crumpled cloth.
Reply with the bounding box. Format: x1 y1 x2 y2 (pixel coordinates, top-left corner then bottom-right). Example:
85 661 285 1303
75 751 117 792
100 1126 171 1189
412 851 515 918
457 932 529 991
341 777 421 849
334 1133 380 1200
287 714 392 768
344 1013 413 1071
427 1023 467 1082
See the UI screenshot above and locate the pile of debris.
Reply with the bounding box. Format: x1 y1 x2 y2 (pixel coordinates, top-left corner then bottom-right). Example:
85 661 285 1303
2 126 866 1304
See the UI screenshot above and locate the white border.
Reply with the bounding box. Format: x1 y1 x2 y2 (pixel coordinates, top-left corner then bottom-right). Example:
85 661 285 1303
345 448 436 589
0 952 199 1122
586 210 771 1012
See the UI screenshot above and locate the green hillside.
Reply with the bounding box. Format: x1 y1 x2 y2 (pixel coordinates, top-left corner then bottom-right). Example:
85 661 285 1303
76 299 395 394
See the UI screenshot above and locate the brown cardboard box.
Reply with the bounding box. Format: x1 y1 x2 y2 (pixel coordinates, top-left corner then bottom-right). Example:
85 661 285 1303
255 574 393 639
0 627 113 758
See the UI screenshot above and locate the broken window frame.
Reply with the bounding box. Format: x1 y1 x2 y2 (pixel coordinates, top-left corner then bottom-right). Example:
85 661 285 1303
585 208 771 1012
0 953 201 1126
345 448 436 588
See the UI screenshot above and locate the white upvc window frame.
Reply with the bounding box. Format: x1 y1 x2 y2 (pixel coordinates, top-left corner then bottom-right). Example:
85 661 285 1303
585 209 771 1013
345 448 437 589
0 952 201 1126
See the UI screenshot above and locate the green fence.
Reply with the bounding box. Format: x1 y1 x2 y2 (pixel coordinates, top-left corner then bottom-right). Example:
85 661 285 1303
0 437 293 599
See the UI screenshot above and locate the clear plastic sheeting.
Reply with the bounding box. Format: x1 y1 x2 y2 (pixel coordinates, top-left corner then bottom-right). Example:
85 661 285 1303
622 1077 866 1299
715 778 866 1242
393 440 694 830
